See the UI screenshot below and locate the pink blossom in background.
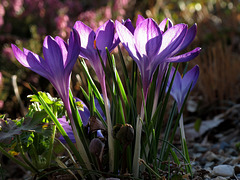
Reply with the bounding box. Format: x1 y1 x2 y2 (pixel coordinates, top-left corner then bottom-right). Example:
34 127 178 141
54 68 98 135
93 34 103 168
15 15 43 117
0 0 131 38
78 10 97 31
0 4 5 27
0 4 4 15
1 0 8 7
114 0 130 17
0 73 2 86
2 47 15 60
0 17 3 28
55 14 71 38
23 0 62 18
114 0 127 9
12 0 23 15
38 1 45 18
0 100 4 109
0 73 3 110
104 6 112 19
56 14 69 30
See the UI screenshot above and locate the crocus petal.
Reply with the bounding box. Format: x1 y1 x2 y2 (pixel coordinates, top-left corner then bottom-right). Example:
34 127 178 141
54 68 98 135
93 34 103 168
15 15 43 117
157 24 188 60
43 36 64 75
156 62 169 87
123 19 135 34
11 44 30 67
110 32 120 52
115 20 139 62
95 20 115 52
139 59 153 99
51 76 69 104
94 96 107 120
168 65 200 111
64 29 81 74
11 44 50 79
136 14 145 26
177 24 197 52
58 117 76 143
168 66 182 95
73 21 96 60
25 52 52 80
23 48 49 69
167 66 183 107
159 18 173 32
75 98 90 126
54 36 68 67
134 18 162 58
167 47 201 63
182 65 199 94
109 19 133 52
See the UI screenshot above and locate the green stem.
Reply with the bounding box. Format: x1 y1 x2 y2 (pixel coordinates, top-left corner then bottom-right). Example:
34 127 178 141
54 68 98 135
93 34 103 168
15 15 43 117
56 139 84 178
29 84 86 170
179 114 191 174
132 104 144 177
16 135 38 173
29 143 39 168
46 124 56 167
68 90 93 172
139 159 162 179
101 82 114 172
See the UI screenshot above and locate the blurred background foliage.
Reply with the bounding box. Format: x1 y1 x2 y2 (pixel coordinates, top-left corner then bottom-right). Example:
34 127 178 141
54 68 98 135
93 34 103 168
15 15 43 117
0 0 240 119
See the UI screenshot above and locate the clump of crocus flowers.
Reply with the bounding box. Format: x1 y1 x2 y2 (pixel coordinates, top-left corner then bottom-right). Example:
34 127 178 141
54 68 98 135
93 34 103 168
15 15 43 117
6 14 200 179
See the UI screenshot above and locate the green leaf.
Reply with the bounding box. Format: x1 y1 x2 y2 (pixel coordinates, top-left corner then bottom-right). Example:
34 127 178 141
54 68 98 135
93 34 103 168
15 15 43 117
0 111 51 144
169 148 180 165
79 59 105 112
29 84 86 169
28 92 62 106
194 119 202 132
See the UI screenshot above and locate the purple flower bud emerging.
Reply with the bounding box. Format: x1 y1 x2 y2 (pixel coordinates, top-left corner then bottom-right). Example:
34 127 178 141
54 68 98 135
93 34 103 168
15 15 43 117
167 65 200 112
89 138 104 157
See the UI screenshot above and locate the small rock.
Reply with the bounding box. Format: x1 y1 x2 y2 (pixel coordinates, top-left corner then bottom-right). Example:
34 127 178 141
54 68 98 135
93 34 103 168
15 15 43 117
213 165 234 177
221 157 233 164
194 144 208 153
227 148 238 156
204 162 215 168
230 156 240 165
203 174 211 180
193 152 203 159
234 164 240 174
213 177 228 180
203 178 211 180
220 142 230 151
205 151 219 161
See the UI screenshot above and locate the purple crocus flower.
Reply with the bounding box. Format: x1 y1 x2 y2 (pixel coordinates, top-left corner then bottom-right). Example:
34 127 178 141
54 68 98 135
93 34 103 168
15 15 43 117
167 65 200 112
167 65 199 153
59 98 106 143
73 20 119 171
115 15 201 99
58 116 76 143
73 20 118 87
11 29 80 115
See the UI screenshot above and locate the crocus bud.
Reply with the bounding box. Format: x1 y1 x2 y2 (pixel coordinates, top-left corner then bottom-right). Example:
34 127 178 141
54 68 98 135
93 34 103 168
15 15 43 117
113 124 134 145
112 124 123 139
89 116 106 133
89 138 105 157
